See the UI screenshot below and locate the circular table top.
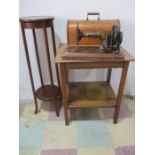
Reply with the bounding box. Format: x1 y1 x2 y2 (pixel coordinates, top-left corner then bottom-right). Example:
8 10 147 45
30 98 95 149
19 16 54 22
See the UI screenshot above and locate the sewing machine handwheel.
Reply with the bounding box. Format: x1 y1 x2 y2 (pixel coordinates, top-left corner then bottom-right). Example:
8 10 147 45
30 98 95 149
105 25 123 52
112 25 119 45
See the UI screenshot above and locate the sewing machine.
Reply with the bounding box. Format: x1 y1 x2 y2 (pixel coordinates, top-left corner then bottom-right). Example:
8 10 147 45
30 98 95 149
76 25 123 53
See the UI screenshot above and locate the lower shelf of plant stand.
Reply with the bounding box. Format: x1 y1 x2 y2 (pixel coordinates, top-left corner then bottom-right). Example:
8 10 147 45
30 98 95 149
67 82 116 109
35 85 59 100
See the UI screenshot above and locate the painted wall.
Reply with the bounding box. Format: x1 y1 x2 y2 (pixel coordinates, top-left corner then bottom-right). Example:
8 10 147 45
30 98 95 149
19 0 135 100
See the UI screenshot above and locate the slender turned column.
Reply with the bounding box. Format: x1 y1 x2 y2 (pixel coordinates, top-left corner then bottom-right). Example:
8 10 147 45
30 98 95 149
114 62 129 123
43 27 54 85
32 29 44 87
51 25 61 88
21 26 38 114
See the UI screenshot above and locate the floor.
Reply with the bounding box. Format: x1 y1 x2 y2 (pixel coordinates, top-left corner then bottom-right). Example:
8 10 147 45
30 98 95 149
19 97 135 155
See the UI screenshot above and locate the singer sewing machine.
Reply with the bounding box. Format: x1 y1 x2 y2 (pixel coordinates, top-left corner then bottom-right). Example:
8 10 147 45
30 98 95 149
66 12 123 54
62 12 124 60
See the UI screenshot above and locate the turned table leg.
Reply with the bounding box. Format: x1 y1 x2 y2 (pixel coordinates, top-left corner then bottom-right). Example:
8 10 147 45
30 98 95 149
114 62 129 124
59 63 69 125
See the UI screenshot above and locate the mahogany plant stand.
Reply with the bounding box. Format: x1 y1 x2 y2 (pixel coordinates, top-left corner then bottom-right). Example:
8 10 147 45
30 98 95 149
20 16 60 116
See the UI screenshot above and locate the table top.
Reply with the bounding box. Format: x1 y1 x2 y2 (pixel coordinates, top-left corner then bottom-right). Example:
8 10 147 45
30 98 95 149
19 16 54 22
55 44 135 63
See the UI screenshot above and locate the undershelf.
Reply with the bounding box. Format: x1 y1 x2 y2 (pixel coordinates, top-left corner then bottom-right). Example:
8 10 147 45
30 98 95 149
35 85 59 100
67 82 116 109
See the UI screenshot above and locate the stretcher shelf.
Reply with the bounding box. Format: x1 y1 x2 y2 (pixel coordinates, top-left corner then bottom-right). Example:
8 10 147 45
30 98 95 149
67 82 116 109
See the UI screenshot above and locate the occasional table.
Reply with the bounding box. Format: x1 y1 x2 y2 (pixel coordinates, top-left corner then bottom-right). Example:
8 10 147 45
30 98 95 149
55 44 134 125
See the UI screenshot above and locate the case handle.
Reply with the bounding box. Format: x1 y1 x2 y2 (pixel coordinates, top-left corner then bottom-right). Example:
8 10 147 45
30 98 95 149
86 12 100 20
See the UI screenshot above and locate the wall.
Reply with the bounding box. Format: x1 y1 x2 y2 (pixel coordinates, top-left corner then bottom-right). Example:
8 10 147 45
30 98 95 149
19 0 135 100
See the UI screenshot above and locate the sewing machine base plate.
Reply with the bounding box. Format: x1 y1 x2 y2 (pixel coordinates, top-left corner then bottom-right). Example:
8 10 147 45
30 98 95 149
61 46 124 61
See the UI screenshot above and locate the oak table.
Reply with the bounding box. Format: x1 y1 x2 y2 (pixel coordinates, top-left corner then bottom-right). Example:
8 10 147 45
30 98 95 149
55 44 134 125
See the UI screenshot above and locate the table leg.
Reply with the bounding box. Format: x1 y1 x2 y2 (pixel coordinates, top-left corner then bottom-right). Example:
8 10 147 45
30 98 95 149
114 62 129 124
59 63 69 125
107 68 112 83
34 97 39 114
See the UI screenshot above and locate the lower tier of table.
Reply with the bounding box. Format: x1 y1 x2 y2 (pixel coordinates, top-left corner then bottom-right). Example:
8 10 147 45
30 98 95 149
67 82 116 109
